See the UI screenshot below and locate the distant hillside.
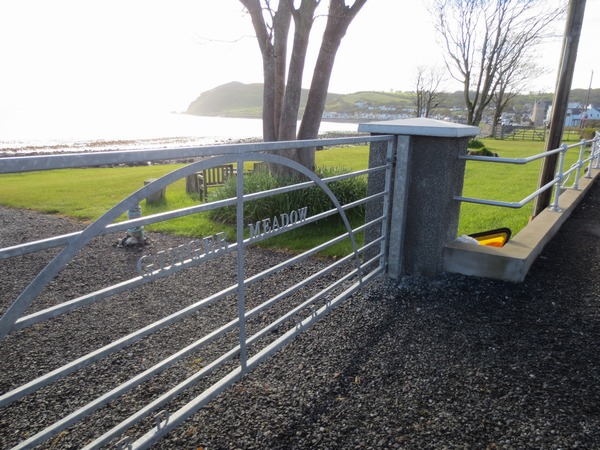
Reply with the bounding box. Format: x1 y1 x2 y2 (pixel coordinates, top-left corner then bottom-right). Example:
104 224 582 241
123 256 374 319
185 81 600 119
186 82 266 117
325 91 415 113
184 82 469 120
185 82 412 117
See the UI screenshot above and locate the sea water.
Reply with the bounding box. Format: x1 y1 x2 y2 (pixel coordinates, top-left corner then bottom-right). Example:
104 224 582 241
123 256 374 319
0 107 359 155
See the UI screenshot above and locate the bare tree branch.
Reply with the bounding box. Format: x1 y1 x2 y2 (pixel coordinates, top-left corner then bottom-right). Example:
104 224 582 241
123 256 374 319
431 0 565 126
413 65 447 118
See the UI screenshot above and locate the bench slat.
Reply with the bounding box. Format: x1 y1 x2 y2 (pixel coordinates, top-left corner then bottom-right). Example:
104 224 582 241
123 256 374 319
185 164 235 200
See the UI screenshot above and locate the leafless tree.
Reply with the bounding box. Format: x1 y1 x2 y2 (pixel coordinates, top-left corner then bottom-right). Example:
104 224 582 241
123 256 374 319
431 0 564 126
491 60 548 136
240 0 367 174
413 65 447 118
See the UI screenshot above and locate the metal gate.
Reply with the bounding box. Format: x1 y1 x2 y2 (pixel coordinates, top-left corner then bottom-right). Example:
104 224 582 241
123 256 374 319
0 135 394 448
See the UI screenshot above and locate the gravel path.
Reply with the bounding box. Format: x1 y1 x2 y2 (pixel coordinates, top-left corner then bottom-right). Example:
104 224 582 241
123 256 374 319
1 181 600 449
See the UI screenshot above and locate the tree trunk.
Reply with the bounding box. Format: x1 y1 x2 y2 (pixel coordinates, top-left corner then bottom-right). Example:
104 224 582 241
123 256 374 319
240 0 291 142
278 2 317 141
297 0 367 171
272 1 292 137
491 83 508 138
270 1 318 177
242 0 367 176
464 79 475 125
416 91 423 117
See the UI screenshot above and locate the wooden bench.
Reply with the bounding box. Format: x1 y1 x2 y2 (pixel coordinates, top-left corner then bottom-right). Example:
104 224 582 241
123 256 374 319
186 164 235 200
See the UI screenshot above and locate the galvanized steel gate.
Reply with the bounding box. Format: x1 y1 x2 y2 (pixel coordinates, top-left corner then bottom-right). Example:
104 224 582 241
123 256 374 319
0 135 394 448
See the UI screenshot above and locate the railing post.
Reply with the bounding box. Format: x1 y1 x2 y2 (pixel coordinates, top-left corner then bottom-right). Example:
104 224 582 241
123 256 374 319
586 138 595 178
573 139 587 189
551 144 568 212
592 133 600 171
360 118 479 278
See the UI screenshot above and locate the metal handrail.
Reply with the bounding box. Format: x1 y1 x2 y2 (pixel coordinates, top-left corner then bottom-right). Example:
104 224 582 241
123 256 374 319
455 134 600 212
0 135 387 174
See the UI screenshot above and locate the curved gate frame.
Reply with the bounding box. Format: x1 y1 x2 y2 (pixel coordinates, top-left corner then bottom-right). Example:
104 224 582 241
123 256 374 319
0 135 395 449
0 152 362 340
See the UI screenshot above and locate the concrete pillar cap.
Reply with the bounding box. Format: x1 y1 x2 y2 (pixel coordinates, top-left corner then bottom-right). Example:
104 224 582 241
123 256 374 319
358 118 480 138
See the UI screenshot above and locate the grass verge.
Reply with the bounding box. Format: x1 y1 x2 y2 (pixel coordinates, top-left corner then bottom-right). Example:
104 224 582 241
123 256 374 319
0 139 590 256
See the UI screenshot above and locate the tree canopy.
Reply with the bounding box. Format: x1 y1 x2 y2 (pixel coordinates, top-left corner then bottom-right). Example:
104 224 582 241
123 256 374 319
432 0 564 126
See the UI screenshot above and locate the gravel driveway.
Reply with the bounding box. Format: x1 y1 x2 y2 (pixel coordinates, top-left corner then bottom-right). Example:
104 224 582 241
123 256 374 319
1 180 600 449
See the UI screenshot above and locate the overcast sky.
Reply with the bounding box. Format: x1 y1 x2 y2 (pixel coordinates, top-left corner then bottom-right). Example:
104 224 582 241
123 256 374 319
1 0 599 116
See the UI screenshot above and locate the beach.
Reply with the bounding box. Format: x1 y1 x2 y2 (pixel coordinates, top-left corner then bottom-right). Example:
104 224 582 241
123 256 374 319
0 111 361 157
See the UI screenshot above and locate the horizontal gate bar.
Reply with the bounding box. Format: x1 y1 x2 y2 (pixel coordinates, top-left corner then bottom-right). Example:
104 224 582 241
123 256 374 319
15 235 384 448
0 166 387 260
0 135 393 174
130 268 384 449
0 284 237 408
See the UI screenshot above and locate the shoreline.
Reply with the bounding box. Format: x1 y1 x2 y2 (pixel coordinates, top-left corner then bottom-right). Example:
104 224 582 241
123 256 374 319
0 130 366 159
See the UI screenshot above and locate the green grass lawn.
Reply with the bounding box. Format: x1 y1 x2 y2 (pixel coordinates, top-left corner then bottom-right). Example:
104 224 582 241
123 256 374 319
0 138 590 255
460 140 546 236
459 139 585 236
0 165 183 220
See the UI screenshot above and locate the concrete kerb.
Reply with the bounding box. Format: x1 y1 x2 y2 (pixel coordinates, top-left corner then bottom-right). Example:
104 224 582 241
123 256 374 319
444 171 600 282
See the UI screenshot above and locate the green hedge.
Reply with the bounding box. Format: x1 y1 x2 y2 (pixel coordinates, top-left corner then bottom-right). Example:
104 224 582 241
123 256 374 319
208 167 367 225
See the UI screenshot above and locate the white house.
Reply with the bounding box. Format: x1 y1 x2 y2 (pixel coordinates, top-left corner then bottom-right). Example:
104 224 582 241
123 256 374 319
564 105 584 127
581 105 600 125
545 102 600 127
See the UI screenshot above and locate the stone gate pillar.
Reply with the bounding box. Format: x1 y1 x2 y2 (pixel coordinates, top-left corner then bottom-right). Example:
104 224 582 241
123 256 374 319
359 118 479 278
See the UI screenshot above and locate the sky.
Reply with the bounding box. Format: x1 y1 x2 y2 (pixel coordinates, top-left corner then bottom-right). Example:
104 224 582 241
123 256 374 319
1 0 599 117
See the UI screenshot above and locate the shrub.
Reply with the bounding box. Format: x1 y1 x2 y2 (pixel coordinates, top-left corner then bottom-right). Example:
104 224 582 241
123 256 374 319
467 148 498 157
207 167 367 225
466 138 499 157
467 139 486 149
579 127 599 141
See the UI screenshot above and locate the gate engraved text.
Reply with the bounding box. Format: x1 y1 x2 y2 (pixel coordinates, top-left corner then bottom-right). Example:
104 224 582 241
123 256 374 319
248 207 308 239
137 232 227 276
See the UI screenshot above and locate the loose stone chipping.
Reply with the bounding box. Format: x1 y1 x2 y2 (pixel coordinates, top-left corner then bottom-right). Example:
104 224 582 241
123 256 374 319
1 181 600 449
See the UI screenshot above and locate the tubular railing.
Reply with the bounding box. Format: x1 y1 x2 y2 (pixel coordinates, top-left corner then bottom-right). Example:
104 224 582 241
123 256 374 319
455 133 600 211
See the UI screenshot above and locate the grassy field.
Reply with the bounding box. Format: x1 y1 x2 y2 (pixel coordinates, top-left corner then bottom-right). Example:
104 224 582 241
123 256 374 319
0 138 589 254
460 139 585 236
460 140 545 236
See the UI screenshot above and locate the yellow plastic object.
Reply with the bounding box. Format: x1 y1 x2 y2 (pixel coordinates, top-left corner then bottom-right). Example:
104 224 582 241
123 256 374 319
468 228 511 248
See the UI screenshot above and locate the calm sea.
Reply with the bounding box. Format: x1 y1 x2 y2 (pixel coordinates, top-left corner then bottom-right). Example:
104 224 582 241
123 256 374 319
0 108 359 155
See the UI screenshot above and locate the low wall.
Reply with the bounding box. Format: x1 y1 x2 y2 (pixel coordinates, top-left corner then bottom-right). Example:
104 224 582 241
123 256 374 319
444 171 599 282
